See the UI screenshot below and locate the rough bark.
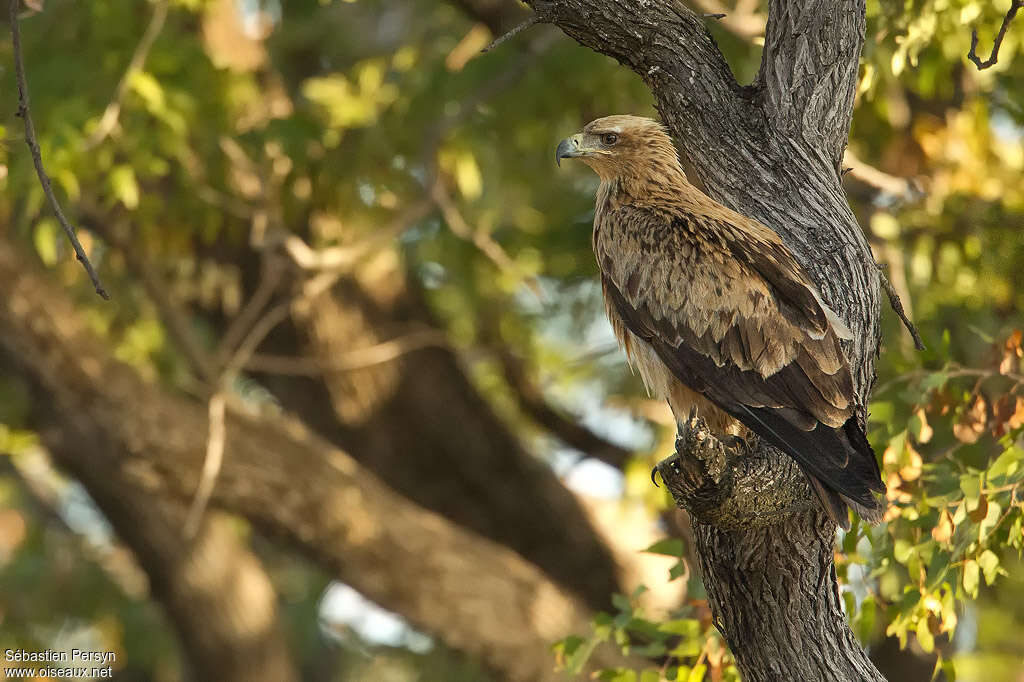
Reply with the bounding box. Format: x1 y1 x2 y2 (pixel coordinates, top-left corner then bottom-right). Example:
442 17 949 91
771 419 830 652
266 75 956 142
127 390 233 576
0 237 620 682
527 0 885 679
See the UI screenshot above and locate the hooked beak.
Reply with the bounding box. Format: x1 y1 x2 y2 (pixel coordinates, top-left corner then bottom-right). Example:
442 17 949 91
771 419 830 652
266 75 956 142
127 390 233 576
555 134 584 167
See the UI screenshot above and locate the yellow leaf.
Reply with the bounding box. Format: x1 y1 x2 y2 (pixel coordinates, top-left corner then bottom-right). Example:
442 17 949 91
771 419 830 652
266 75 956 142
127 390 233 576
870 212 900 239
446 23 491 71
900 441 923 482
33 218 59 266
129 71 166 113
931 509 954 544
109 164 140 209
914 407 933 443
891 50 905 77
963 559 980 597
454 152 483 200
953 395 986 444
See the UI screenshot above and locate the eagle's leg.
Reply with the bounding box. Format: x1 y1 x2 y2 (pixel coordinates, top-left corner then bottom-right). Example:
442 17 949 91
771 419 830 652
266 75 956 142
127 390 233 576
655 410 739 519
656 410 817 530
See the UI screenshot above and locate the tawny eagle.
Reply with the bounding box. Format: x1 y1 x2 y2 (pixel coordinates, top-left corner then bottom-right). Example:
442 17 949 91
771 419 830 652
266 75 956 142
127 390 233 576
556 115 885 528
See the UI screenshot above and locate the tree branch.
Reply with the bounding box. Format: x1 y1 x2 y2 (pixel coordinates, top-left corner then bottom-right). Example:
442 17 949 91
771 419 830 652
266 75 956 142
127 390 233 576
3 441 298 682
524 0 746 144
8 0 109 299
842 149 923 202
0 237 628 681
967 0 1024 70
877 265 926 351
183 391 226 539
245 328 450 375
654 414 886 681
494 343 633 469
481 14 543 52
757 0 867 168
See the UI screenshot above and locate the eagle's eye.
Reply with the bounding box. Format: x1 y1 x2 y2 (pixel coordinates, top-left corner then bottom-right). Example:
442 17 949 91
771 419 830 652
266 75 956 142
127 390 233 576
601 133 619 146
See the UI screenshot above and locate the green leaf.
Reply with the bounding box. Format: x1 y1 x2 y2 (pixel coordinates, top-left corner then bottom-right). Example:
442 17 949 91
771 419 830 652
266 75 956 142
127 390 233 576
857 596 877 642
916 617 935 653
926 550 952 590
33 218 59 266
660 618 701 638
109 164 140 210
625 617 662 639
920 372 949 391
894 538 914 564
959 475 982 507
987 445 1024 483
963 559 980 597
611 593 632 614
643 538 685 557
978 549 999 584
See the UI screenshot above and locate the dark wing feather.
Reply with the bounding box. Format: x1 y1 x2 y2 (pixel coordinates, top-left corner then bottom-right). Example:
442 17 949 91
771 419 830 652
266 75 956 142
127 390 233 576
603 278 883 528
594 206 884 527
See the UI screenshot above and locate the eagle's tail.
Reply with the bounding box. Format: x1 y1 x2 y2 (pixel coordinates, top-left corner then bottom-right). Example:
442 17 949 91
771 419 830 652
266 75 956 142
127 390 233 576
738 405 886 530
794 417 886 530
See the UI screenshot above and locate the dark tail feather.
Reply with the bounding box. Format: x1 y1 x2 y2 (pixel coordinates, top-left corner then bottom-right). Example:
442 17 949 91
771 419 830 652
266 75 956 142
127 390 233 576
737 405 887 526
808 475 853 530
808 475 885 530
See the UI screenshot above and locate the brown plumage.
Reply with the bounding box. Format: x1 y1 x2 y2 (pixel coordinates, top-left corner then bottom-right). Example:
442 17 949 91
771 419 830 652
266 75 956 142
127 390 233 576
556 115 885 528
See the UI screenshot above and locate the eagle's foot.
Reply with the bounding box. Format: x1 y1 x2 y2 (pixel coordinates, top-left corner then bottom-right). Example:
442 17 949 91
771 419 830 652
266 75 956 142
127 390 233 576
674 407 745 485
653 411 747 520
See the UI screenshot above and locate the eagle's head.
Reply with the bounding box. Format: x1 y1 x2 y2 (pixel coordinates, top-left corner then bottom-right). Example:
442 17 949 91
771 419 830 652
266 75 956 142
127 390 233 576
555 115 682 181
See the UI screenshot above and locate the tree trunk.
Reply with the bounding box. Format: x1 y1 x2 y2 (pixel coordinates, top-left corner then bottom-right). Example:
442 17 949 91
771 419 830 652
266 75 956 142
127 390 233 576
525 0 886 679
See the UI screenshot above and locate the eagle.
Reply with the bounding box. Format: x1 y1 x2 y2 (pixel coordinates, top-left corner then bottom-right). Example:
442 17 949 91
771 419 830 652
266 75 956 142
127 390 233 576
556 115 885 528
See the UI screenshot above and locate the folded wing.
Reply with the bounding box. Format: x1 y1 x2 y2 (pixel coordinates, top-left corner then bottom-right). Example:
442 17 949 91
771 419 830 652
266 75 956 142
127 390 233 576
597 208 884 527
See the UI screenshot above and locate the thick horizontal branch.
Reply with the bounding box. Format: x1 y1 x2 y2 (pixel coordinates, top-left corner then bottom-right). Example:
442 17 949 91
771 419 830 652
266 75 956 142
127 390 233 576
0 238 621 682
